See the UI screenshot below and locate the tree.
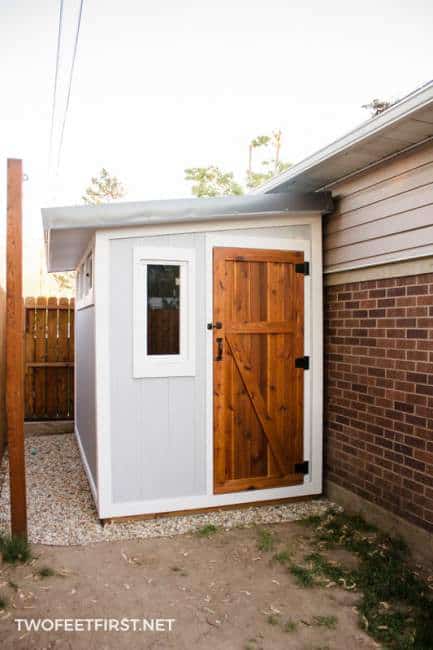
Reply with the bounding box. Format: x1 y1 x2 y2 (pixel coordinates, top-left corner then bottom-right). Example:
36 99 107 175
185 131 290 197
246 130 291 189
52 169 126 292
82 167 125 204
184 166 244 198
362 98 394 117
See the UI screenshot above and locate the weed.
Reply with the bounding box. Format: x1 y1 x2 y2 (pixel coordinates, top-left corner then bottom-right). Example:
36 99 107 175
284 619 297 632
171 565 181 572
289 564 315 587
312 615 338 630
38 566 56 578
0 595 7 610
273 548 291 564
0 533 31 564
299 514 322 527
266 614 280 625
257 528 274 552
8 580 18 591
304 552 348 583
196 524 218 538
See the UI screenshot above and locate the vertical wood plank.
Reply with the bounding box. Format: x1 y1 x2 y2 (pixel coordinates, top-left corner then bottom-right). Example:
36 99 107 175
24 298 36 419
248 262 267 477
6 158 27 537
68 299 75 418
34 297 47 418
46 297 58 418
57 297 69 418
213 249 226 487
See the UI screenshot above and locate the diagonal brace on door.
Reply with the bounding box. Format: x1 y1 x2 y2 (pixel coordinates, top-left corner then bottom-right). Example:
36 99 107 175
225 334 289 476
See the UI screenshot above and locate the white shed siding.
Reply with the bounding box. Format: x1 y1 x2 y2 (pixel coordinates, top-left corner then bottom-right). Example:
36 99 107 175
108 224 311 505
75 306 97 489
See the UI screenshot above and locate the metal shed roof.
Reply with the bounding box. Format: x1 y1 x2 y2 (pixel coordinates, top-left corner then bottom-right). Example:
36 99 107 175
42 191 332 272
258 80 433 194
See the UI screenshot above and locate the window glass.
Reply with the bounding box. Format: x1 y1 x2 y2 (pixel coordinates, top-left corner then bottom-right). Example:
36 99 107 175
147 264 180 355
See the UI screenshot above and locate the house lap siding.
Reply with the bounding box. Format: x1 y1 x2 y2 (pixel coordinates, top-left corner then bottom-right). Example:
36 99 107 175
325 273 433 533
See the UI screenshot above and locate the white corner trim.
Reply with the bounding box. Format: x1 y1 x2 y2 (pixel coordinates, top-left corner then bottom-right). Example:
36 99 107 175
74 426 98 505
94 232 111 518
132 246 196 378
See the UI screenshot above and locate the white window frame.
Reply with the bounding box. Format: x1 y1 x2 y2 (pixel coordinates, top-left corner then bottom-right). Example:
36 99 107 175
133 246 195 378
75 240 95 310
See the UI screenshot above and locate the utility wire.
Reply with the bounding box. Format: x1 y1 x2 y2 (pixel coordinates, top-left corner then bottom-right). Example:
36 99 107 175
48 0 64 169
55 0 85 174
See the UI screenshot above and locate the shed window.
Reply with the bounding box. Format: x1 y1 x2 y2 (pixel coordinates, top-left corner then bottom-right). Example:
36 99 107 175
147 264 180 355
133 247 195 377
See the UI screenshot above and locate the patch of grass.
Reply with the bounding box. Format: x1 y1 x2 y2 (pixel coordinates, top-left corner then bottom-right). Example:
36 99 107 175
299 514 323 527
284 619 297 632
0 533 31 564
37 566 56 578
0 595 8 610
196 524 218 538
289 564 315 587
304 552 349 583
244 641 256 650
273 548 292 564
312 615 338 630
308 509 433 649
266 614 280 625
257 528 274 552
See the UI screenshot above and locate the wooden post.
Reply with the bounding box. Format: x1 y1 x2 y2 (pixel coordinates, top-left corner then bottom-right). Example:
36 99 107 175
6 158 27 538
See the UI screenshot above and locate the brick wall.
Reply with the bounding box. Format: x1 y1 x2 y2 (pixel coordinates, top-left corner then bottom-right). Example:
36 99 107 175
325 272 433 533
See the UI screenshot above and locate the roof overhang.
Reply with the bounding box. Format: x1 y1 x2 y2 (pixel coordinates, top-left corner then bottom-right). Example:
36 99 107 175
42 191 333 272
257 80 433 193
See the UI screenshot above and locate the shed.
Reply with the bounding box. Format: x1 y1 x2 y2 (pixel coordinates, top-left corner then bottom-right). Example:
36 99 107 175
42 191 332 520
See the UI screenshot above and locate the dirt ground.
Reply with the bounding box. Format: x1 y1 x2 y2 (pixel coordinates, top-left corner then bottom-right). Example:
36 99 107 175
0 521 377 650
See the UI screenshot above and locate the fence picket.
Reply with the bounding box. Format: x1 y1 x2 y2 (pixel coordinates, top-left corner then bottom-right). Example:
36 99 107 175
24 297 74 421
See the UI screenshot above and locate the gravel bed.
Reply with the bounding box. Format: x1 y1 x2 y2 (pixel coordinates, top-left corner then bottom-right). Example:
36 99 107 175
0 434 335 546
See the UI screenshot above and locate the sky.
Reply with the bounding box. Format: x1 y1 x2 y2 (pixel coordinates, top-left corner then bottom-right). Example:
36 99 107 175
1 0 433 291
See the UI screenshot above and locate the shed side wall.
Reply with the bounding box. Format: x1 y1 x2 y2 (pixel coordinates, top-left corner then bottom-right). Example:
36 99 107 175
324 140 433 273
76 306 97 487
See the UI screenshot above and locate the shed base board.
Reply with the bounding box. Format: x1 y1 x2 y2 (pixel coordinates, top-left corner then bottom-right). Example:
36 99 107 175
101 494 316 524
326 480 433 566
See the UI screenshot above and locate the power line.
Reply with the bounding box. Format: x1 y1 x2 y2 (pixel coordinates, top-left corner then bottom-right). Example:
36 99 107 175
48 0 64 169
55 0 85 174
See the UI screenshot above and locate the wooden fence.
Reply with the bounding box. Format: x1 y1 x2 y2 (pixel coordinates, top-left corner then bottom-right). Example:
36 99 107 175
24 297 74 421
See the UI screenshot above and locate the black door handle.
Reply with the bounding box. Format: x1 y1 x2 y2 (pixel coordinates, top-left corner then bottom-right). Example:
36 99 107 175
207 321 222 330
216 337 223 361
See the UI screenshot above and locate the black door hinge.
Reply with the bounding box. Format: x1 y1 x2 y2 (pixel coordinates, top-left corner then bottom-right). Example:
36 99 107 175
294 460 309 475
295 356 310 370
295 261 310 275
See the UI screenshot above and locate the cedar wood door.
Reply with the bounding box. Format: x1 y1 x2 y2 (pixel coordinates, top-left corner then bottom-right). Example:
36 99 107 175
213 247 305 494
